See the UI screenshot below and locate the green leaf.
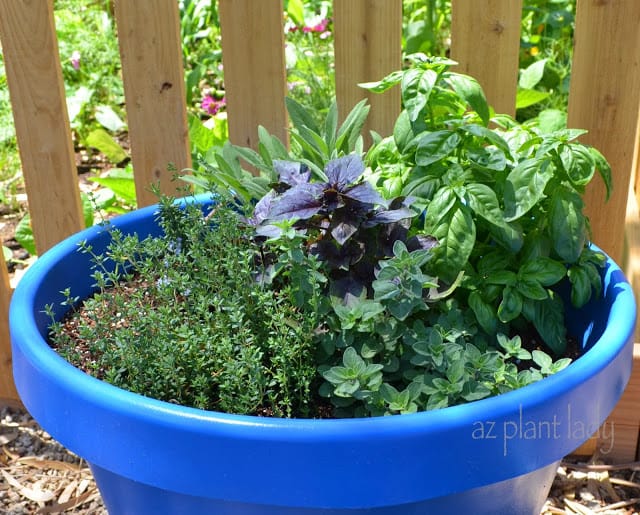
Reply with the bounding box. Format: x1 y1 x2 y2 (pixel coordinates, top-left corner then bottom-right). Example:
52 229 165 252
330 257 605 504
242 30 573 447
516 89 551 110
423 186 457 229
286 0 305 25
446 73 490 126
85 128 128 164
503 158 553 221
568 265 592 308
335 99 370 154
549 188 586 263
522 295 567 355
80 193 94 228
15 214 36 256
95 105 126 132
429 202 476 282
486 270 517 286
589 146 613 200
258 125 289 164
519 59 548 89
358 70 404 93
560 144 596 186
401 67 438 122
516 278 548 301
188 114 216 154
468 147 507 172
469 291 497 335
66 86 93 123
464 183 507 228
323 101 339 152
498 285 523 323
285 96 321 134
459 124 512 156
519 258 566 286
532 350 553 372
536 109 567 133
415 130 461 166
393 110 413 153
342 347 365 374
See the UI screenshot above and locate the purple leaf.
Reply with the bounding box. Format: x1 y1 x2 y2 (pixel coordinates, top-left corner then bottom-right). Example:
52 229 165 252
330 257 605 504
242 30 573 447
248 190 277 226
273 160 310 187
268 183 324 221
331 220 359 245
255 224 283 239
325 155 364 189
407 234 439 252
364 207 415 226
342 183 386 206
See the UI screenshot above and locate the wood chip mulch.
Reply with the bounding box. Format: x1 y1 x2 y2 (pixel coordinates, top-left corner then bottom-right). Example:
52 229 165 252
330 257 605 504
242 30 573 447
2 405 640 514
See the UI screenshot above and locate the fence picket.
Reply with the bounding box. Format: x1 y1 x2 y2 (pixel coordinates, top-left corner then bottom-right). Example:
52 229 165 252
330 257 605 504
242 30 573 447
219 0 288 153
334 0 402 142
568 0 640 264
450 0 522 116
114 0 191 206
0 0 84 254
0 249 17 404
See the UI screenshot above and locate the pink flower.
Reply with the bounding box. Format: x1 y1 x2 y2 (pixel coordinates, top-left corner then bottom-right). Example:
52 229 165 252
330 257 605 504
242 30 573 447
290 18 330 35
201 95 226 116
70 50 81 70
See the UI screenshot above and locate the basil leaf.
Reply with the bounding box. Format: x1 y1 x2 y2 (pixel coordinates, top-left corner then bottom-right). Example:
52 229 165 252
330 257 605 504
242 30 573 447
519 258 566 286
504 158 553 221
468 291 497 335
401 68 438 122
465 182 507 227
429 202 476 281
498 285 523 323
415 130 461 166
568 265 593 308
446 73 490 126
549 188 586 263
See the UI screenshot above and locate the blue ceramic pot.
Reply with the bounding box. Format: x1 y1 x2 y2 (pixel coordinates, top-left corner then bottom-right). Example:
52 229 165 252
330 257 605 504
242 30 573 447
9 198 636 514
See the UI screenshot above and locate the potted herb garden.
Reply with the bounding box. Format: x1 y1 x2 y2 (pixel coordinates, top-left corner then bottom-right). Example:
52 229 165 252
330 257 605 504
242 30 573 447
10 56 636 514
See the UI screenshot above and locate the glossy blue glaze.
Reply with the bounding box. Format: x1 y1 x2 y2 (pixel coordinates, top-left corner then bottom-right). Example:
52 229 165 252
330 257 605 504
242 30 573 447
9 197 636 513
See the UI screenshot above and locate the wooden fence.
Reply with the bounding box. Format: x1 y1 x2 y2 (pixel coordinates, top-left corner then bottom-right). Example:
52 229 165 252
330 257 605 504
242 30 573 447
1 0 640 460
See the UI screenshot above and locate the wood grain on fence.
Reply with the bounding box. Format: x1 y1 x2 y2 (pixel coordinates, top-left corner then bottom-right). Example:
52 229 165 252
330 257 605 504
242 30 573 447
0 0 84 254
115 0 191 206
219 0 288 154
334 0 402 142
568 0 640 265
450 0 523 117
0 249 17 404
